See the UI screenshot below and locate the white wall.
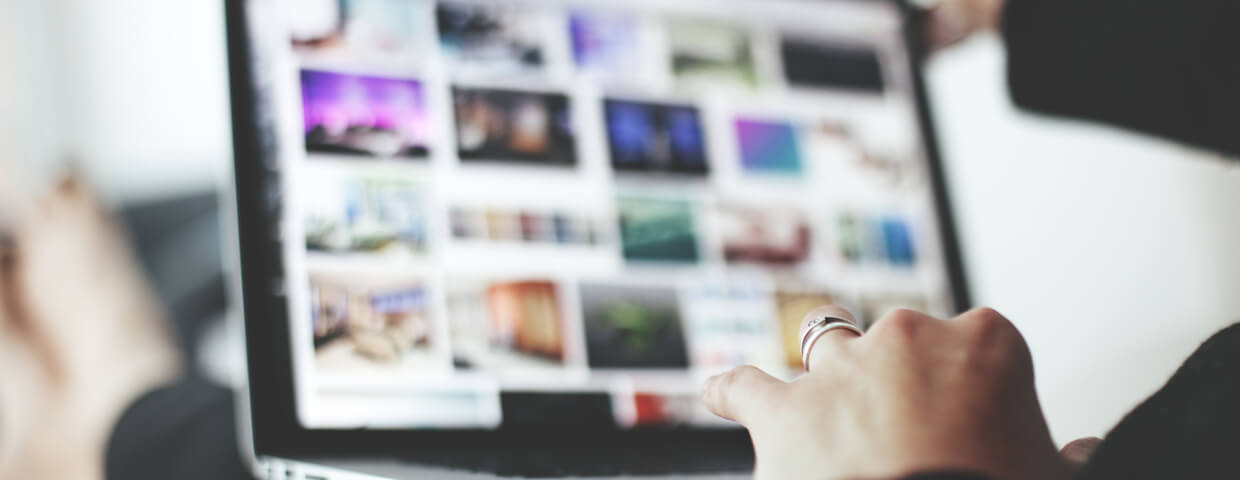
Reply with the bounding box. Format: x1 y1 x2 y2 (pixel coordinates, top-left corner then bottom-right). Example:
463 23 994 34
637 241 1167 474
0 1 14 164
927 36 1240 444
4 0 66 192
7 0 1240 448
7 0 231 204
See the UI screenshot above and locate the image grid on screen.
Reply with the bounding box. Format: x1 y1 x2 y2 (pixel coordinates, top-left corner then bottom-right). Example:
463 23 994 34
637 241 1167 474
271 0 954 430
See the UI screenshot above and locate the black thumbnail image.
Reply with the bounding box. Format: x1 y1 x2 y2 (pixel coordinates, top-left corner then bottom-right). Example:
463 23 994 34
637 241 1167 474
580 283 690 369
780 37 885 93
452 86 577 166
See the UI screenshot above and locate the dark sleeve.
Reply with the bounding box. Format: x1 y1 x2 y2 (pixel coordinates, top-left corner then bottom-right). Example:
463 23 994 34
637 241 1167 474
1075 323 1240 479
106 377 256 480
1002 0 1240 156
901 473 995 480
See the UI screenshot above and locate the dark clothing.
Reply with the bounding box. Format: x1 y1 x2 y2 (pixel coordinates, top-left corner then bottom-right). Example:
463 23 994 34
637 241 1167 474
1071 324 1240 479
904 473 994 480
1003 0 1240 157
106 377 252 480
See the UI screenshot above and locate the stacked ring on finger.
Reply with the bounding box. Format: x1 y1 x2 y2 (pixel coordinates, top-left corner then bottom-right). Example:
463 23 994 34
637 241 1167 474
799 316 864 372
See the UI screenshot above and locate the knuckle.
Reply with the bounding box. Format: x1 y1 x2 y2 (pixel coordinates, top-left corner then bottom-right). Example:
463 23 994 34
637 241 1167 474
968 307 1007 324
876 308 927 342
960 307 1018 345
964 307 1011 331
958 307 1032 374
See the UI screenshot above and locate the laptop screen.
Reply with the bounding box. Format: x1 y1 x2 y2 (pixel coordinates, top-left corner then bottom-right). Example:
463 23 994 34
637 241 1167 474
238 0 961 431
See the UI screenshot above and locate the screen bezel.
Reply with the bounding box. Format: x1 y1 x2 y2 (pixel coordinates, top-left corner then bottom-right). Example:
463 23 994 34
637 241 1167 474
224 0 972 462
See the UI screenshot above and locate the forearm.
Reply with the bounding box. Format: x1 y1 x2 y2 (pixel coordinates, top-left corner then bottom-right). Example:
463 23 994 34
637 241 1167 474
1003 0 1240 156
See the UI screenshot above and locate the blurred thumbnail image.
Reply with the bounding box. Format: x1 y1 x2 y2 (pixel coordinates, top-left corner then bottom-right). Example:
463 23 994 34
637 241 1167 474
518 212 554 242
569 11 640 74
614 392 728 428
453 87 577 166
835 213 871 264
681 281 780 371
484 209 521 241
836 213 917 268
451 207 602 246
300 70 431 158
310 273 435 371
447 280 566 370
667 20 758 88
437 2 544 73
859 293 929 330
304 175 427 255
617 197 701 263
631 393 695 427
451 207 485 240
289 0 427 65
780 37 885 93
718 205 811 266
809 121 910 186
735 118 803 176
775 291 834 369
551 213 598 245
880 217 917 267
580 283 690 369
604 99 709 176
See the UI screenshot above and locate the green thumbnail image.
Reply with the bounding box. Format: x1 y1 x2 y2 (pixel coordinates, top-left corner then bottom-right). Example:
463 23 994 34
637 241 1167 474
617 197 700 263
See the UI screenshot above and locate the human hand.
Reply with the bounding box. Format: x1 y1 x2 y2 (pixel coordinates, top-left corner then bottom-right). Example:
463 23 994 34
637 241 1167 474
702 306 1068 480
924 0 1007 52
1060 437 1102 473
0 175 180 480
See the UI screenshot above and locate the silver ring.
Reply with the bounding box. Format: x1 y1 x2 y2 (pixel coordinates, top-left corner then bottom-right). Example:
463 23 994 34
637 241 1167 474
800 316 863 372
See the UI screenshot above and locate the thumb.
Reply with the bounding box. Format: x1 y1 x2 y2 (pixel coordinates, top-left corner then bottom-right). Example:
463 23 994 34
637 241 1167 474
702 365 784 426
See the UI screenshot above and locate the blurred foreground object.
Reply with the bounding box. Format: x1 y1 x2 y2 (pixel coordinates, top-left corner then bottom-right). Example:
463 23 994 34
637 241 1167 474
923 0 1006 51
0 176 182 480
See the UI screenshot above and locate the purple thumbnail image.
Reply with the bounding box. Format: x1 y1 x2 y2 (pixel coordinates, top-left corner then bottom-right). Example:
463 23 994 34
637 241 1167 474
735 118 803 175
300 70 431 157
569 12 638 71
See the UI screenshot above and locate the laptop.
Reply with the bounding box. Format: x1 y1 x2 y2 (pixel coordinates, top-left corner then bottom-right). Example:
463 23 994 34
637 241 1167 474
221 0 970 477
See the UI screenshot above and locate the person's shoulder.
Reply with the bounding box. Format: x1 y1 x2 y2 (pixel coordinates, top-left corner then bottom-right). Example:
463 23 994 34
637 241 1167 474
1170 323 1240 381
1200 323 1240 350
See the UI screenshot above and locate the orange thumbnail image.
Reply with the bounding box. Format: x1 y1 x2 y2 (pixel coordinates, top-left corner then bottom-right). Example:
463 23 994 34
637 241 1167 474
486 281 564 361
448 279 569 371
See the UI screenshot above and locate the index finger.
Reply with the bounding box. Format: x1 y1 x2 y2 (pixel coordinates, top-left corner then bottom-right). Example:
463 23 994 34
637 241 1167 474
702 365 784 425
